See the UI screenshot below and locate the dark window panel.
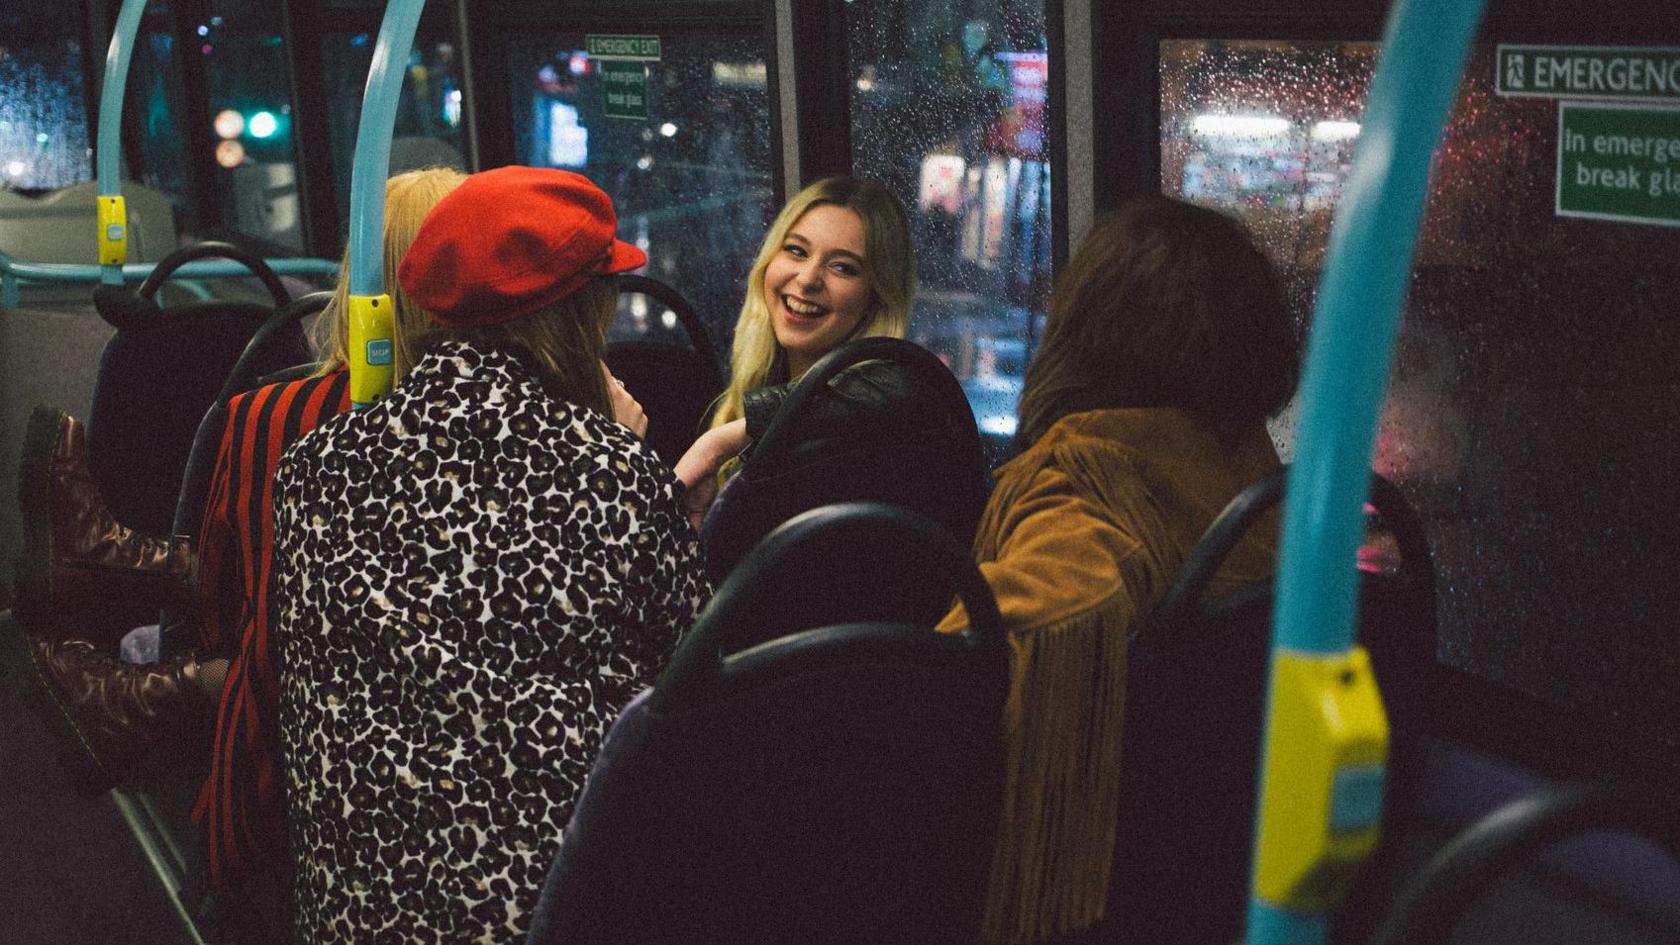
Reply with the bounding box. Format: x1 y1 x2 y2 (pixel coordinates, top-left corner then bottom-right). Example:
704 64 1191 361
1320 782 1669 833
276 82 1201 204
0 9 94 191
1160 39 1680 762
848 0 1053 461
506 32 774 352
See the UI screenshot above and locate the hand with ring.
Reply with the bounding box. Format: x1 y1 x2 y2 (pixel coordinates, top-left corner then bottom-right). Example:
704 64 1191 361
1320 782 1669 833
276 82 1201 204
600 362 647 438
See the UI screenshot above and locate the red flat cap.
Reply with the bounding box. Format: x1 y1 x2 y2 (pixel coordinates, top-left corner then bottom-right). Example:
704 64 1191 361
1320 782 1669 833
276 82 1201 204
398 166 646 327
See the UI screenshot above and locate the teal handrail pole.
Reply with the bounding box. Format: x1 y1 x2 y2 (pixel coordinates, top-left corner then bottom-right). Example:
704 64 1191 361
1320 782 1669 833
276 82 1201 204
95 0 150 286
347 0 425 298
1245 0 1485 943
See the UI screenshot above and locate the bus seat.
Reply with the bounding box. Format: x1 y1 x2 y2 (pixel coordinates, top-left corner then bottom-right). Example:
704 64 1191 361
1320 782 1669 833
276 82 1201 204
603 274 724 468
698 336 987 583
1090 470 1436 945
0 180 177 266
528 502 1008 945
83 242 306 539
388 135 467 175
703 493 981 655
1368 782 1680 945
168 291 331 538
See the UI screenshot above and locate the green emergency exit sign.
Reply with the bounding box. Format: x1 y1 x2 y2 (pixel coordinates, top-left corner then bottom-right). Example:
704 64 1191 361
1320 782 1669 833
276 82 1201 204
602 61 649 120
1498 45 1680 103
586 34 662 62
1556 103 1680 227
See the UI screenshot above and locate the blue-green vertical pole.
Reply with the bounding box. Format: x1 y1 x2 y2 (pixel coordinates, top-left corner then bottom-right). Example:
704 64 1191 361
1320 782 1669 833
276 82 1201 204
1246 0 1486 942
346 0 425 299
344 0 425 408
95 0 150 285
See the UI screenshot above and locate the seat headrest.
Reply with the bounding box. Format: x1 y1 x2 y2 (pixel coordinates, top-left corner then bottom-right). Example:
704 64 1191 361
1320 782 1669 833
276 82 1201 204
93 286 160 330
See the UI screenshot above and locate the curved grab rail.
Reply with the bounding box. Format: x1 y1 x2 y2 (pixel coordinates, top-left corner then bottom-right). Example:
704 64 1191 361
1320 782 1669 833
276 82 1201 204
1131 468 1286 650
615 273 723 376
1132 471 1432 652
652 501 1003 714
211 291 332 406
1248 0 1487 942
747 336 980 474
137 241 292 307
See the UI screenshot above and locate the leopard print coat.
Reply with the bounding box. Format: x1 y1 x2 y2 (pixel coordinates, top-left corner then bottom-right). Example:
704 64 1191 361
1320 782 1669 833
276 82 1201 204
273 339 710 944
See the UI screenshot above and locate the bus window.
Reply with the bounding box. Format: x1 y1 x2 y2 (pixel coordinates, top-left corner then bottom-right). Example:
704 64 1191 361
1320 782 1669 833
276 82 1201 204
0 7 93 192
322 30 467 227
126 2 195 219
847 0 1053 456
507 33 773 353
199 0 308 249
1161 38 1680 769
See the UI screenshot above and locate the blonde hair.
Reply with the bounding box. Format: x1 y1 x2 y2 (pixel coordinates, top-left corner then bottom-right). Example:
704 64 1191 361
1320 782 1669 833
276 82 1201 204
426 278 620 416
311 167 468 378
709 177 914 428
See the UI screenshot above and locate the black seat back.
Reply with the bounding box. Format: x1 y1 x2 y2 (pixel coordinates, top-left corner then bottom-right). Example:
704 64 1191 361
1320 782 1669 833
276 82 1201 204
1098 470 1436 945
603 274 723 468
529 503 1009 945
699 337 988 584
167 291 331 540
1369 783 1680 945
85 242 306 536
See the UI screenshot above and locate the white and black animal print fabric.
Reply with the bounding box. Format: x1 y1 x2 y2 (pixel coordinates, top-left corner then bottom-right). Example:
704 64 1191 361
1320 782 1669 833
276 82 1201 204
273 339 710 944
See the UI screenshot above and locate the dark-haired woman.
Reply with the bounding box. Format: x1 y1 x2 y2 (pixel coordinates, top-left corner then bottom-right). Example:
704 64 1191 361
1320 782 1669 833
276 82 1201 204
938 195 1300 945
272 167 709 943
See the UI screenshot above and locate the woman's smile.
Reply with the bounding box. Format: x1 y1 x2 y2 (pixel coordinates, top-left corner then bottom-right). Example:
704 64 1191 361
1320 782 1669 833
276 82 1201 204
762 203 873 377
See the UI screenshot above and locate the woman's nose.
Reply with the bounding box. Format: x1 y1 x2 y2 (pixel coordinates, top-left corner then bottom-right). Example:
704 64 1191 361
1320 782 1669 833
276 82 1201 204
794 259 823 292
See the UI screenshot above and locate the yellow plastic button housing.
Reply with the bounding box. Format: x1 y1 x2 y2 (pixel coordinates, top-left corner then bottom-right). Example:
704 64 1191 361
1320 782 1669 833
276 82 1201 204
1252 645 1389 911
97 195 128 266
349 293 395 408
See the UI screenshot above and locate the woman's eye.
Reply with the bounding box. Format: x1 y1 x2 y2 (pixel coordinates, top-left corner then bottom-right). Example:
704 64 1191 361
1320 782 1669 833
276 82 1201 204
782 244 807 258
832 262 861 277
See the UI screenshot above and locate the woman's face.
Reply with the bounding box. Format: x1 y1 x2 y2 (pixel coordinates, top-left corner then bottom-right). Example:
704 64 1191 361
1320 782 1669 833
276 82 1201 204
761 203 873 378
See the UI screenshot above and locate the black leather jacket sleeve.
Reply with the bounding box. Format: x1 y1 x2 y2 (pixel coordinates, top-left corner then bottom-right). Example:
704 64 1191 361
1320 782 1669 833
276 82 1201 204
741 359 954 448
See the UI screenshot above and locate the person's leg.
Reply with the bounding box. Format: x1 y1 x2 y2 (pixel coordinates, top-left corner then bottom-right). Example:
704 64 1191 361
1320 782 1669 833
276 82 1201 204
15 406 196 645
1 631 216 794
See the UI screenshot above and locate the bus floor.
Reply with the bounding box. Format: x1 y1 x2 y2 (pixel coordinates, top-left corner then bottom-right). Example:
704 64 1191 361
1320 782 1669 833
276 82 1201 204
0 611 197 945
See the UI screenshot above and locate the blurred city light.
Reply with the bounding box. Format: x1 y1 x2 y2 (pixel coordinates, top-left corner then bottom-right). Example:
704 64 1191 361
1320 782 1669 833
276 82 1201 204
1191 114 1290 137
248 111 279 139
215 139 246 168
213 108 244 139
1311 120 1362 142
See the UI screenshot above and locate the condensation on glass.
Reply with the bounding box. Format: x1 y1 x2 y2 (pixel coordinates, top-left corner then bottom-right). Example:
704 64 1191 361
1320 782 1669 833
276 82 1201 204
200 0 305 249
847 0 1052 461
322 30 468 226
1161 40 1680 755
506 34 773 355
0 10 93 191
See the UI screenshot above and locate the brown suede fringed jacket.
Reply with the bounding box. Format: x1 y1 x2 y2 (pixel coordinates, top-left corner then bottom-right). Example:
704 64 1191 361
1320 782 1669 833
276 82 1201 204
940 407 1282 945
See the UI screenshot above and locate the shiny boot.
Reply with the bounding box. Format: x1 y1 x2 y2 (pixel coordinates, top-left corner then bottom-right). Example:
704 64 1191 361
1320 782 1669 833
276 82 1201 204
15 406 197 643
4 631 211 795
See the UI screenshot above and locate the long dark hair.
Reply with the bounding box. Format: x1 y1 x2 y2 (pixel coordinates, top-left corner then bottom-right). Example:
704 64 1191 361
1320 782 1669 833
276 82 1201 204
1016 195 1299 449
